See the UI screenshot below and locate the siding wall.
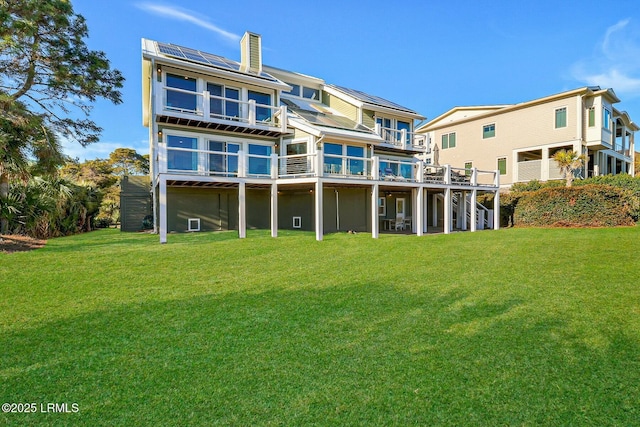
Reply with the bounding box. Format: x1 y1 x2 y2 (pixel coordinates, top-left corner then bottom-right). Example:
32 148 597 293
120 176 151 232
432 95 581 185
323 92 358 122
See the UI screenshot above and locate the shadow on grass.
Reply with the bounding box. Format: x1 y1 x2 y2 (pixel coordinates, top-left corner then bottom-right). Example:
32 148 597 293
1 283 638 426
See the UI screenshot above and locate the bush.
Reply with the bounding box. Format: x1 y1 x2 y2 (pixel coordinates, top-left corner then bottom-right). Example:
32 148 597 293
142 215 154 230
511 179 564 192
514 185 635 227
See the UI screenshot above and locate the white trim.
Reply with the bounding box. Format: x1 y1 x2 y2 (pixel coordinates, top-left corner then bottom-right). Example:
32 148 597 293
187 218 200 232
554 105 568 129
482 123 496 139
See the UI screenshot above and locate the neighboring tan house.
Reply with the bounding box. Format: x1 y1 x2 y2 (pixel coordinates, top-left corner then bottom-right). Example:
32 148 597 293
140 32 500 243
416 87 638 189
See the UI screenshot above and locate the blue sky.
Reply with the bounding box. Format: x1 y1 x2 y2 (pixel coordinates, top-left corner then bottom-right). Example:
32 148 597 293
68 0 640 160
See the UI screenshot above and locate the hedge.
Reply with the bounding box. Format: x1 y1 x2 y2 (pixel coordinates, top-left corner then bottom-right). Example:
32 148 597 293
514 185 635 227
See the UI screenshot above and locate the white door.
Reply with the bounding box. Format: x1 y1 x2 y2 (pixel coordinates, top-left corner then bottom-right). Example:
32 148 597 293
396 198 406 220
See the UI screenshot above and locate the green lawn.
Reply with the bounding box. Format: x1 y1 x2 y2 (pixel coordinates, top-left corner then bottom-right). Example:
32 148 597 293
1 227 639 425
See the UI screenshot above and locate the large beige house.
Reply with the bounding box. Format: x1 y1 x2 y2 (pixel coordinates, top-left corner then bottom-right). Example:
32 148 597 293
416 87 638 188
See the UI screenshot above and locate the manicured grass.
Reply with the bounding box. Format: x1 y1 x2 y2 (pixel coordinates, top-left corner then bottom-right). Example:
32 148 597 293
1 227 639 425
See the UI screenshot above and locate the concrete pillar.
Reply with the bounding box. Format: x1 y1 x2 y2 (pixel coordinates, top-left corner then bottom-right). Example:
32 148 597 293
432 193 438 229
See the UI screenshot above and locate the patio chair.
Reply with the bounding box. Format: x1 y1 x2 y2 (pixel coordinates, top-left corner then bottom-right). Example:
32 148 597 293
395 214 405 231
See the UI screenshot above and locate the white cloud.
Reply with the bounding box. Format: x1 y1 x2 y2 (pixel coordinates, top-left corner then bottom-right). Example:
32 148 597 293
571 18 640 98
136 3 240 43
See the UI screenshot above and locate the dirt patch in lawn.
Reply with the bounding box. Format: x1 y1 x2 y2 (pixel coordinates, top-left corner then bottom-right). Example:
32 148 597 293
0 235 47 253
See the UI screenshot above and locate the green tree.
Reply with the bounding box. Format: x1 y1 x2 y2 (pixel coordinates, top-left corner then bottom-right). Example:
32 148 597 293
109 148 149 176
552 149 587 187
0 0 123 233
635 152 639 176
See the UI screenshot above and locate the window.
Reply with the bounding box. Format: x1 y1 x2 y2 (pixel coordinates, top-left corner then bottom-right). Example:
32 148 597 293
248 90 272 122
166 74 197 112
292 216 302 228
207 83 240 119
441 132 455 149
324 143 343 174
208 141 239 175
588 107 595 127
167 135 198 171
464 162 473 176
302 87 320 100
603 108 611 130
346 145 364 175
483 124 495 139
397 120 411 144
498 157 507 175
247 144 272 175
378 197 386 216
188 218 200 232
283 82 300 96
555 107 567 128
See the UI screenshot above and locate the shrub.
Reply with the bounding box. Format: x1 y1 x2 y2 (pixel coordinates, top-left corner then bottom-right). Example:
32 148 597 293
514 185 635 227
511 179 564 192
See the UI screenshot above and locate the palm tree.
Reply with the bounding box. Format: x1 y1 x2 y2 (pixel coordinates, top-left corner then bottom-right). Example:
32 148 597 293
552 149 587 187
0 94 64 233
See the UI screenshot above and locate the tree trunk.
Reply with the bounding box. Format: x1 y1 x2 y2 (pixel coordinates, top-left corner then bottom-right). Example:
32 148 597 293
0 172 8 234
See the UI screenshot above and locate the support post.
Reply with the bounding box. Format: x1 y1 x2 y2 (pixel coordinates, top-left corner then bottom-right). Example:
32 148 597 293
432 193 438 230
416 187 424 236
371 183 379 239
270 183 278 238
470 189 477 232
239 182 246 238
493 190 500 230
444 188 451 234
159 176 167 244
315 180 323 241
460 191 468 231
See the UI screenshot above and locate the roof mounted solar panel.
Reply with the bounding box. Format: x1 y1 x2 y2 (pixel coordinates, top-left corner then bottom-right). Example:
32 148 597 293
329 84 418 114
155 41 280 82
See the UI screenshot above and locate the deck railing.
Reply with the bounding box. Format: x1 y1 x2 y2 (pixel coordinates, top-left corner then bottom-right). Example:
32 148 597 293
159 147 499 188
162 86 287 132
375 124 429 151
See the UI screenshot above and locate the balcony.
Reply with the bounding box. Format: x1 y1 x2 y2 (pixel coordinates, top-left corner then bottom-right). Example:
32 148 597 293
157 146 498 188
375 124 429 152
157 86 288 137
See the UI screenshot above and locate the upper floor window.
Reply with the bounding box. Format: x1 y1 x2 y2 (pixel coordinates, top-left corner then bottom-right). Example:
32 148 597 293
166 74 197 112
207 82 240 119
376 116 413 145
283 82 321 100
555 107 567 128
302 87 320 100
497 157 507 175
483 123 495 139
441 132 456 149
248 90 272 122
283 83 300 97
603 108 612 130
588 106 596 127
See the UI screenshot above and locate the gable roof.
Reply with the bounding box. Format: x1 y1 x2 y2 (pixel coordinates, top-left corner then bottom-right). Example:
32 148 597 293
417 86 619 132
